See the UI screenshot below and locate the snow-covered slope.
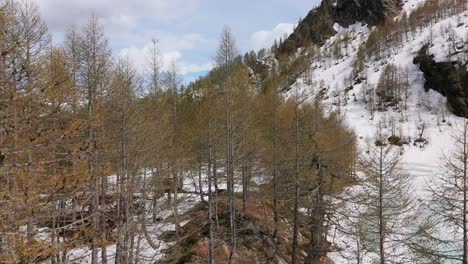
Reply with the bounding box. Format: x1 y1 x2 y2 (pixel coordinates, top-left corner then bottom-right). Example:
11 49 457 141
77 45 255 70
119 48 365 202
289 1 467 195
284 0 468 262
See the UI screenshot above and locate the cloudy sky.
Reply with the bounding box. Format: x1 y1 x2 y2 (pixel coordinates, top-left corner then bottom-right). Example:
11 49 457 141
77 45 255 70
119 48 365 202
33 0 321 83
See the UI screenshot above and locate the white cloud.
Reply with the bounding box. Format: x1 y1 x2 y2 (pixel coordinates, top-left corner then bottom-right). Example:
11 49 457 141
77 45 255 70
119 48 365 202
31 0 211 80
179 61 214 75
32 0 201 33
250 23 295 51
119 40 213 77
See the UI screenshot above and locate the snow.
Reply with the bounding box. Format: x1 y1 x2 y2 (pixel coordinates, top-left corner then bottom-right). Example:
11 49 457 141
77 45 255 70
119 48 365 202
401 0 429 15
283 3 468 263
37 166 256 264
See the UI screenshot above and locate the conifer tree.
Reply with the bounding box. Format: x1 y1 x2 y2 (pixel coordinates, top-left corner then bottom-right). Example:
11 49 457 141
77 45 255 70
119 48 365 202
215 25 239 263
358 127 414 264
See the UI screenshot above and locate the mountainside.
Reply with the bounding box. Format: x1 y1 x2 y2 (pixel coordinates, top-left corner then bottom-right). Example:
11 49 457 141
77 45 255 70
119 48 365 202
278 0 468 262
278 0 403 54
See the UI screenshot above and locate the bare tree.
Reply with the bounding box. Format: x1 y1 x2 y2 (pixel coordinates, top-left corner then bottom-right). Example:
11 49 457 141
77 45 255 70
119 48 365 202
415 122 468 263
77 14 112 264
358 127 414 264
291 84 303 264
146 39 161 94
163 59 183 238
215 25 239 264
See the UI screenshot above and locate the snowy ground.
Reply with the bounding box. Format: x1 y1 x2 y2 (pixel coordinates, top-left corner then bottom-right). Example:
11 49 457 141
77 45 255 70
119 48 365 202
37 166 266 264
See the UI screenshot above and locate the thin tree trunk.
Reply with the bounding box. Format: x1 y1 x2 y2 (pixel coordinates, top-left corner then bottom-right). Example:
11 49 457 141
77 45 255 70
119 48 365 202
292 96 300 264
128 226 136 264
152 168 159 223
198 162 205 202
226 69 236 264
51 214 57 264
89 90 99 264
213 151 219 193
101 176 108 264
463 122 467 264
208 108 215 264
172 80 181 239
242 164 247 217
213 155 219 228
115 172 122 264
305 161 326 264
379 145 385 264
273 124 279 245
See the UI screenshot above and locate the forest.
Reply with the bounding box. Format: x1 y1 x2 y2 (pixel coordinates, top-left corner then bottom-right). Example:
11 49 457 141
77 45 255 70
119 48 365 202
1 0 468 263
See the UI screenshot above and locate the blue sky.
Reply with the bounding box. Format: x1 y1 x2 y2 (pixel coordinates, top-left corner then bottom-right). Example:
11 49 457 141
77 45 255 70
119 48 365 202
33 0 321 83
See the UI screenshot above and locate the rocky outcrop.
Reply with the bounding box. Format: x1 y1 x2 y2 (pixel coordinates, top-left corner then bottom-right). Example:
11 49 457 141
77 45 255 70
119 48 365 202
334 0 402 27
414 45 468 117
278 0 402 55
158 196 311 264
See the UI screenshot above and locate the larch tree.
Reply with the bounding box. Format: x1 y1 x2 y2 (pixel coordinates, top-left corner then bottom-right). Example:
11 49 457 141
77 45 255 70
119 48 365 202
215 25 239 264
105 57 140 264
76 14 112 264
0 0 51 258
358 127 414 264
163 59 183 238
256 72 284 252
291 83 304 264
230 63 255 218
146 39 161 94
413 122 468 263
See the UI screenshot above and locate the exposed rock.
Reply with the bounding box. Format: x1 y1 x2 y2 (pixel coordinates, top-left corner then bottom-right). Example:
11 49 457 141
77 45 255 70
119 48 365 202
334 0 402 27
278 0 402 55
158 196 311 264
414 45 468 117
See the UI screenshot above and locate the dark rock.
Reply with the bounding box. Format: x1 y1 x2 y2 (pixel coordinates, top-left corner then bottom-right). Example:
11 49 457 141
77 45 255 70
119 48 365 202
414 45 468 117
278 0 402 55
334 0 401 27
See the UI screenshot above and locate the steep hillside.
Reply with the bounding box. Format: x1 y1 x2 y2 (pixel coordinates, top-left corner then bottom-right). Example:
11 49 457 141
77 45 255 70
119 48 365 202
280 0 468 262
278 0 403 55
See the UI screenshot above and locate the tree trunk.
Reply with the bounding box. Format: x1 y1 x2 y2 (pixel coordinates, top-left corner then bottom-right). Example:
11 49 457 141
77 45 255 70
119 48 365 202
305 161 326 264
273 124 279 245
242 164 247 217
199 162 205 202
213 154 220 228
463 122 467 264
292 96 300 264
379 145 385 264
208 111 215 264
152 168 159 223
101 177 108 264
227 70 236 264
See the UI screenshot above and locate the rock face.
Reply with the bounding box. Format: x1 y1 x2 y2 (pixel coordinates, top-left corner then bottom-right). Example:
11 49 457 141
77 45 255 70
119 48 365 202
414 45 468 117
278 0 402 55
333 0 402 27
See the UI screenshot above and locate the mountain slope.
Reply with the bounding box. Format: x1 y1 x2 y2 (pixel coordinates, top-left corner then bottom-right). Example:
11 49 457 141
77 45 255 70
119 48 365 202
278 0 403 55
280 0 467 262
